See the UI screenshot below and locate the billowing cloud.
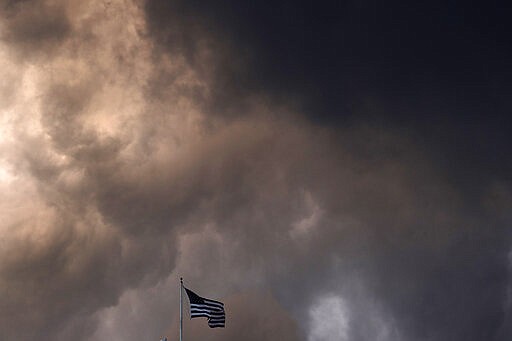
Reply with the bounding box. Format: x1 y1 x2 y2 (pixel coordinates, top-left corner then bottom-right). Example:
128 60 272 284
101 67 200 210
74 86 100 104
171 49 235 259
0 1 510 341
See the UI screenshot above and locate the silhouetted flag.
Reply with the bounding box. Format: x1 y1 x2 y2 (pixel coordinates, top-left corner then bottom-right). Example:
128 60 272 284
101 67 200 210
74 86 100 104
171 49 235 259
184 287 225 328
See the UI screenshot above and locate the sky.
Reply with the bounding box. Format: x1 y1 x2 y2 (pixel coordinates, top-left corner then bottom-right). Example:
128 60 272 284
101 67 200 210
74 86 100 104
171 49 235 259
0 0 511 340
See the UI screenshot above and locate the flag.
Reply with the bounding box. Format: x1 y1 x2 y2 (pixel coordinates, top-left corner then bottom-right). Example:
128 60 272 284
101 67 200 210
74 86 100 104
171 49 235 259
184 287 225 328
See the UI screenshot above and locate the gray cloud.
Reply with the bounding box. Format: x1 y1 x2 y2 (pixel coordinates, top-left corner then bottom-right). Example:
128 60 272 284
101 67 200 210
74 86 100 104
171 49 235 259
0 1 510 341
0 0 71 61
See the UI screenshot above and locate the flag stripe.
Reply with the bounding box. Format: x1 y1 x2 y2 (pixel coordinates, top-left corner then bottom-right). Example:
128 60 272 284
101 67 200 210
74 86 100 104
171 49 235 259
190 303 224 310
190 310 224 317
190 306 224 313
203 299 224 307
191 302 224 310
190 305 224 311
210 318 226 322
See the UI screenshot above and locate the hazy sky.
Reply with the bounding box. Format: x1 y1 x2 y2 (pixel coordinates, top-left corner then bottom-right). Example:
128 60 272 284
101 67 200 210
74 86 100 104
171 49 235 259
0 1 511 340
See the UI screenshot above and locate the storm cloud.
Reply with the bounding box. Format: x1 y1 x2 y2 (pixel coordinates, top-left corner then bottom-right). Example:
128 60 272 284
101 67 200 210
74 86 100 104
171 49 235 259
0 0 511 340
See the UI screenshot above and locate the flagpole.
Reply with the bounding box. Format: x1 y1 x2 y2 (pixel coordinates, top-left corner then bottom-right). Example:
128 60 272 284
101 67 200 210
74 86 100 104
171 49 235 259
180 277 183 341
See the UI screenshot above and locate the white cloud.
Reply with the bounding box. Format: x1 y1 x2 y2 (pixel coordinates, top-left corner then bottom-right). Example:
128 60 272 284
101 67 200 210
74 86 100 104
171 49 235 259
308 294 350 341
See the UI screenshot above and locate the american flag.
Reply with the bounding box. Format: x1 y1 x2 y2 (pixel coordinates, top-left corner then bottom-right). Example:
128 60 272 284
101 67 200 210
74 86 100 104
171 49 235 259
184 287 225 328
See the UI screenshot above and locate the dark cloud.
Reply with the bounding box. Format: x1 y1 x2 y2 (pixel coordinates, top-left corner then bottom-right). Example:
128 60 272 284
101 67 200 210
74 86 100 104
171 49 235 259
0 0 71 58
0 1 510 341
144 0 512 191
144 1 512 110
